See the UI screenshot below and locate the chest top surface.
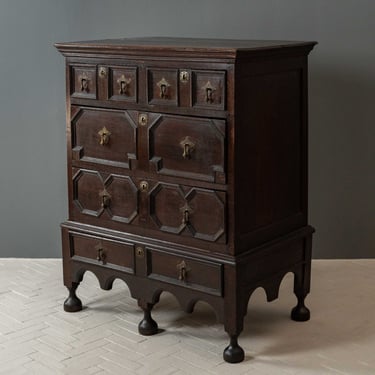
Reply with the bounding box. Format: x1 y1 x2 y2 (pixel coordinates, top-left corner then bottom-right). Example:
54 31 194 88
55 37 317 58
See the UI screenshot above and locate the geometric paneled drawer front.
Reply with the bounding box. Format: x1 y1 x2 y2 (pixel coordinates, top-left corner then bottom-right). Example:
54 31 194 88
71 107 137 169
150 182 226 243
192 70 226 110
70 65 97 99
148 114 226 184
146 249 223 296
69 232 135 274
108 65 138 103
72 169 138 224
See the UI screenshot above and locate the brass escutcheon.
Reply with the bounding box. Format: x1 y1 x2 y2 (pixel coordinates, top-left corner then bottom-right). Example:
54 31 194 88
99 67 107 77
180 71 189 82
135 247 145 258
138 113 148 126
139 180 149 192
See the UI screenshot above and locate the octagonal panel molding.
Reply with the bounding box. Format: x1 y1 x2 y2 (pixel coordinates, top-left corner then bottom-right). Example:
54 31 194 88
150 182 226 242
73 169 138 224
104 174 138 224
73 169 105 217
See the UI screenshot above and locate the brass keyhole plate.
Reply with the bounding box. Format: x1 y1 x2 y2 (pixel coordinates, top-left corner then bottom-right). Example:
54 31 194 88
138 113 148 126
180 71 189 82
139 180 149 192
136 247 145 258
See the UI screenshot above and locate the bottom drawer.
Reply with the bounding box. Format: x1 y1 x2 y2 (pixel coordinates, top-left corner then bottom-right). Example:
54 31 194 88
146 249 223 296
69 232 135 274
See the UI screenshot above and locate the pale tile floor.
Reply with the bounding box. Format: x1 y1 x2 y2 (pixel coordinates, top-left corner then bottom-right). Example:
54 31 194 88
0 259 374 375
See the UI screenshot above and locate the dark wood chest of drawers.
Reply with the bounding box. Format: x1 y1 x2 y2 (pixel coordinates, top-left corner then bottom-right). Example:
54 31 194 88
55 37 316 362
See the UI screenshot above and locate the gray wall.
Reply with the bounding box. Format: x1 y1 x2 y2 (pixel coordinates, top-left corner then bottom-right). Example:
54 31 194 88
0 0 373 258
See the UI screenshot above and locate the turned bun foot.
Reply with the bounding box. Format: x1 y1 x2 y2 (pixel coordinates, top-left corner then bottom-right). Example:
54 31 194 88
223 336 245 363
64 283 82 312
291 300 310 322
64 295 82 312
138 316 158 336
138 302 158 336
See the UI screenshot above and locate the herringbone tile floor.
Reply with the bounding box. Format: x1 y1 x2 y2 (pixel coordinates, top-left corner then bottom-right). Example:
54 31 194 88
0 259 374 374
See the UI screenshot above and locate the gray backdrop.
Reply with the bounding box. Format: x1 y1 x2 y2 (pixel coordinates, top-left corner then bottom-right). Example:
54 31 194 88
0 0 373 258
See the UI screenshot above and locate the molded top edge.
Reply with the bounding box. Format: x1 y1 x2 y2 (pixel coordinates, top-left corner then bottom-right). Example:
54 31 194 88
54 37 317 58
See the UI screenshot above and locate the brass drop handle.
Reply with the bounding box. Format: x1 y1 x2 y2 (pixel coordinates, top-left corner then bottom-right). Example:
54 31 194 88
177 260 189 282
157 77 170 99
202 81 215 103
180 203 192 225
118 75 131 95
206 87 213 103
81 78 88 92
120 81 128 95
95 244 106 264
99 190 111 208
98 126 111 146
180 136 195 160
182 143 191 159
182 209 189 225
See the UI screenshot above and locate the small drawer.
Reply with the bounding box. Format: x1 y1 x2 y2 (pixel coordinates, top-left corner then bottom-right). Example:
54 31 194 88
192 70 225 110
146 249 223 296
108 66 138 103
70 232 135 273
71 106 137 169
147 68 178 106
70 65 97 99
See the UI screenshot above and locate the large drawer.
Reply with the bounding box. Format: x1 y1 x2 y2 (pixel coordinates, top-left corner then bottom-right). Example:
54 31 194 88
71 171 226 244
146 248 223 296
69 231 135 274
71 107 137 169
147 113 226 184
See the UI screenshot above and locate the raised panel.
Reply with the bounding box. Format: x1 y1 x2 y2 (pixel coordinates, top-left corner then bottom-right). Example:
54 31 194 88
104 174 138 224
71 107 137 169
149 183 186 234
73 169 104 217
148 114 226 183
185 188 225 242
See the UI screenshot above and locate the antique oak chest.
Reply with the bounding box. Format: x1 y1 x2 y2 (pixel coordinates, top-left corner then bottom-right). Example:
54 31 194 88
55 37 316 363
